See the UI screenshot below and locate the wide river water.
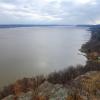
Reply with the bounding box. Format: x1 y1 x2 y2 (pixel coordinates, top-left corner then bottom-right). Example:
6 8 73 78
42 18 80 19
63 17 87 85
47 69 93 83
0 26 90 88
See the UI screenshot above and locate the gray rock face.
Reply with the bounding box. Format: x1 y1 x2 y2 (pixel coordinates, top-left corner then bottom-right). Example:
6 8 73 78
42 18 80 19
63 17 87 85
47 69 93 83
38 81 68 100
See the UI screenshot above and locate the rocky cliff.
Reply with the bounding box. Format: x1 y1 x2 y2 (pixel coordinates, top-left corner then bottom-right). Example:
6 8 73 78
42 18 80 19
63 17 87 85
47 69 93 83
1 71 100 100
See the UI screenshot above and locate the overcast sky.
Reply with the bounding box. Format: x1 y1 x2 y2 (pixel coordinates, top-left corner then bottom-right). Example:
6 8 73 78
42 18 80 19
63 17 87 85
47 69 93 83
0 0 100 25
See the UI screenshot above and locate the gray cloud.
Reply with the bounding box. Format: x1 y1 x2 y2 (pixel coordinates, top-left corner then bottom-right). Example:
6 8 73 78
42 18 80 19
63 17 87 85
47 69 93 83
0 0 100 24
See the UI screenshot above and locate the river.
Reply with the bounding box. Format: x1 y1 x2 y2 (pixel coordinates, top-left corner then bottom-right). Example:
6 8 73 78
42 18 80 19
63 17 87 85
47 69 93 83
0 26 90 88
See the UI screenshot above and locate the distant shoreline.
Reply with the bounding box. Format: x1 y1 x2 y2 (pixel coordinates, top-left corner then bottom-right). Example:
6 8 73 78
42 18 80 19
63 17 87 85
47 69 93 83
0 24 93 28
0 25 73 28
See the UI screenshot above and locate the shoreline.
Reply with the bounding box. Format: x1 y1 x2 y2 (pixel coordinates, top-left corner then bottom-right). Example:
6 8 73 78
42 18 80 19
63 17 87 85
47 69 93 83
81 25 100 62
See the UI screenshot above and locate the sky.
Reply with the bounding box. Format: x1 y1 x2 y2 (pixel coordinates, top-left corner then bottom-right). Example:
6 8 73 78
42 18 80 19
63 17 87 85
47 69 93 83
0 0 100 25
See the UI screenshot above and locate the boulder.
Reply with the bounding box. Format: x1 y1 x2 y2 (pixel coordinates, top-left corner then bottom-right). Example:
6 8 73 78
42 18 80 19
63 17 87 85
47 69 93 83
38 81 68 100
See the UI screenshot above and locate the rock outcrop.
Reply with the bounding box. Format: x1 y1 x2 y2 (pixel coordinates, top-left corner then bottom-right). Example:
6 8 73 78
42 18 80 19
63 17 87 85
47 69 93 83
1 81 68 100
68 71 100 100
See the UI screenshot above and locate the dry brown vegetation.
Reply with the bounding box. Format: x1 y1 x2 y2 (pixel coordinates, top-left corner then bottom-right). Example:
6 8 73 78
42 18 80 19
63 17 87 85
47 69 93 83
0 75 45 99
